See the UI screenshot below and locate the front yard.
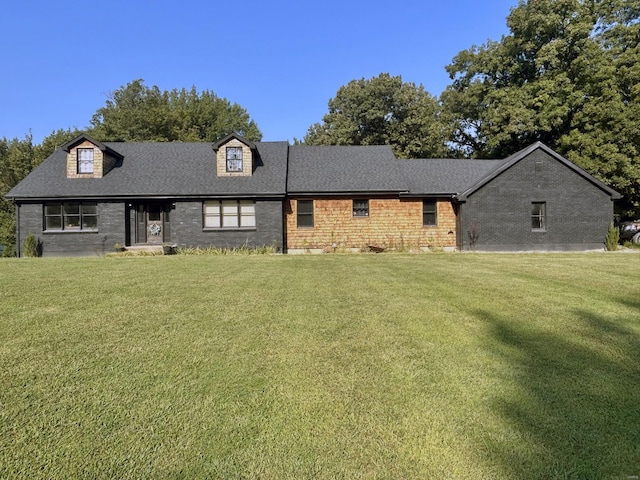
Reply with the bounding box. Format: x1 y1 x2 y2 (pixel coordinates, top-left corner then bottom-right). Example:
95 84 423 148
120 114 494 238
1 254 638 479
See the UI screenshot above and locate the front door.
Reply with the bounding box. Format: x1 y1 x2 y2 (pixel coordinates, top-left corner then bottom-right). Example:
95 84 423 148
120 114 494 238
136 204 170 244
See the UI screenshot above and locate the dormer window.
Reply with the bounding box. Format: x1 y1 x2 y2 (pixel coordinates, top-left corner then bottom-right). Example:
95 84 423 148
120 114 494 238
226 147 243 172
77 148 94 174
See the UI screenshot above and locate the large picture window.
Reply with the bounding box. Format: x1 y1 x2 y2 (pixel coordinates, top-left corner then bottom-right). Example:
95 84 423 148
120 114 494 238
297 200 314 228
44 202 98 231
203 200 255 229
77 148 94 174
423 200 437 226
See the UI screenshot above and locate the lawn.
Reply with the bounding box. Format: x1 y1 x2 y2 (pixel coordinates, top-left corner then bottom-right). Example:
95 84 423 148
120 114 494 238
1 253 639 479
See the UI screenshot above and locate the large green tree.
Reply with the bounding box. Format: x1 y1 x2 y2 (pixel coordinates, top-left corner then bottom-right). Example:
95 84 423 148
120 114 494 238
304 73 450 158
89 79 262 142
0 135 36 256
442 0 640 215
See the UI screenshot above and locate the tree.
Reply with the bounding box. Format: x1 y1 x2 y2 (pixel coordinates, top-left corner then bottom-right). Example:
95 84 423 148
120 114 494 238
89 79 262 142
442 0 640 216
0 129 81 256
0 134 36 256
304 73 450 158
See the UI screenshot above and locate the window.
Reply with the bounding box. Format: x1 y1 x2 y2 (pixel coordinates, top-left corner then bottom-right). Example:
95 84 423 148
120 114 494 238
226 147 243 172
423 200 437 226
353 199 369 217
77 148 94 174
203 200 255 229
531 202 546 231
44 202 97 231
297 200 314 228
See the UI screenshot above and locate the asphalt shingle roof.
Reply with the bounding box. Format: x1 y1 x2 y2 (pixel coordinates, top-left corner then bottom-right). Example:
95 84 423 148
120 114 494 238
287 145 408 194
398 158 507 196
7 141 289 199
9 139 619 201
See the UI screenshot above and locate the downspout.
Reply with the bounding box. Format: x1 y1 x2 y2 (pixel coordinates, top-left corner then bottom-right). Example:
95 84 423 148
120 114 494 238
14 201 20 258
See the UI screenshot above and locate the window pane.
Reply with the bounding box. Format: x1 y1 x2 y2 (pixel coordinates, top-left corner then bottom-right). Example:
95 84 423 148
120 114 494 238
82 216 97 229
45 204 61 215
423 200 437 226
64 203 80 215
82 203 97 215
297 200 313 215
204 215 221 228
148 205 161 221
204 203 220 215
227 159 243 172
239 201 255 214
222 202 238 215
297 200 314 228
240 215 256 227
65 216 81 228
46 216 62 230
223 215 239 228
531 202 546 230
226 147 242 160
353 199 369 217
78 149 94 173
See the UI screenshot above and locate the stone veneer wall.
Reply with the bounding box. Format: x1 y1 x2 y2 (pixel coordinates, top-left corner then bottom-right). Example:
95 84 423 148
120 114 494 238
286 197 457 251
66 140 105 179
216 139 253 177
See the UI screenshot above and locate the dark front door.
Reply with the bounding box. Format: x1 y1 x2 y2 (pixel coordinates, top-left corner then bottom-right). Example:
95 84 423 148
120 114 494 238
136 204 170 244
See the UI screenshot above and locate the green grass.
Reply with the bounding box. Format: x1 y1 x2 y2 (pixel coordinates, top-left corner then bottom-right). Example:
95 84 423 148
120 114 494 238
1 253 639 479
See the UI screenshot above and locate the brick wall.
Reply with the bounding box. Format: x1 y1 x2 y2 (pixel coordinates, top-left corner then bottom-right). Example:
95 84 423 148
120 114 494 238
459 149 614 251
285 197 457 251
216 138 253 177
18 201 126 257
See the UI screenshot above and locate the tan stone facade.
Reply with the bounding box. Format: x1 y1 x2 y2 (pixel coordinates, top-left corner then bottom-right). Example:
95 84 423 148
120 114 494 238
286 197 457 252
65 140 119 179
216 138 253 177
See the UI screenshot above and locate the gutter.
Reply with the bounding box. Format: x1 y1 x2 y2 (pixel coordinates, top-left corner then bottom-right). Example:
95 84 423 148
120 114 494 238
14 201 20 258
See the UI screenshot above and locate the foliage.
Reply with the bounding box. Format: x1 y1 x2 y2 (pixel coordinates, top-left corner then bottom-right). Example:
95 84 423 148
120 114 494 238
0 134 35 254
175 243 278 255
89 79 262 142
0 129 80 254
442 0 640 216
605 222 620 251
0 255 638 479
304 73 451 158
21 232 41 257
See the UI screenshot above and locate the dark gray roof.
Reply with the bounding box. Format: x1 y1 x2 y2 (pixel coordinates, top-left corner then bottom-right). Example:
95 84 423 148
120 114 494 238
7 140 621 201
398 158 506 196
287 145 408 194
7 141 289 199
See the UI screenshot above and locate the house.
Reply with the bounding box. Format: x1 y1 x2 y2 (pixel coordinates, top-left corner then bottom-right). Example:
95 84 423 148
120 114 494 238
5 133 620 256
6 133 288 256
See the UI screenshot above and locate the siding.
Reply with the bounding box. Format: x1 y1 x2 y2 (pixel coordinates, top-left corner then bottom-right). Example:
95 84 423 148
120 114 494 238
285 197 456 251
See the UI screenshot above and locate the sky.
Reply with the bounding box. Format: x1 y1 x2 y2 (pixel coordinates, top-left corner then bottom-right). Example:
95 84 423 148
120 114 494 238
0 0 516 145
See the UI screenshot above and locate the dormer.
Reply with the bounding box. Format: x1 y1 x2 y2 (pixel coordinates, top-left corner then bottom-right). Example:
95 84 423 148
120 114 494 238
60 134 123 179
212 133 256 177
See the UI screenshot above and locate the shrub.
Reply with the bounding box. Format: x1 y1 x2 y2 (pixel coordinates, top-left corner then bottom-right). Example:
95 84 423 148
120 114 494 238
22 233 42 257
605 222 620 251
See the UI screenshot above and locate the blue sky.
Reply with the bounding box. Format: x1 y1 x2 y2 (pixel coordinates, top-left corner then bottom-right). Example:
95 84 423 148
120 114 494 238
0 0 516 144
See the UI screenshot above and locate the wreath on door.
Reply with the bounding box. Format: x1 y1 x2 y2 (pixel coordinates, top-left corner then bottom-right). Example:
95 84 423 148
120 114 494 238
148 224 162 236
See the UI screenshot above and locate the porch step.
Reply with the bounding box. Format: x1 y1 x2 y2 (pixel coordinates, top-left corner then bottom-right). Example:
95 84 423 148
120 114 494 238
124 245 164 254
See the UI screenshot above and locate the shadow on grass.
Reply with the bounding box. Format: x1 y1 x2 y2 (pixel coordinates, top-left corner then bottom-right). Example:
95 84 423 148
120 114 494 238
475 305 640 479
